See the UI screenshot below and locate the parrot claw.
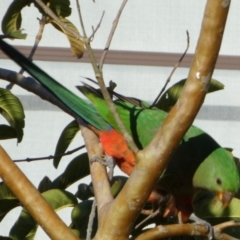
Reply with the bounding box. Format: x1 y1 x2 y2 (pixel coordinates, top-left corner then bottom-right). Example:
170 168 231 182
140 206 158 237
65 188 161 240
189 213 214 240
90 155 115 180
90 156 108 166
104 155 115 179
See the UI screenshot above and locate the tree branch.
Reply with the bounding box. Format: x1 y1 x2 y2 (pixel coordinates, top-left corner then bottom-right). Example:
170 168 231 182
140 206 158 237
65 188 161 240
80 126 113 211
88 11 105 41
98 0 128 70
150 30 190 108
214 221 240 232
92 1 231 239
77 0 138 154
135 222 238 240
13 145 85 163
0 146 79 240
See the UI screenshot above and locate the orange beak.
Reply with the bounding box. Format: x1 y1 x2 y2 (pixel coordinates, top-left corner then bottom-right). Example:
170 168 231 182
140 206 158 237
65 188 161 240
217 192 234 207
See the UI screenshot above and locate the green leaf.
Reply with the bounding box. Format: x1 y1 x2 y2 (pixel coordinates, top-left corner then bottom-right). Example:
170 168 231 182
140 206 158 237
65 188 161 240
71 200 93 229
0 182 19 222
75 176 128 200
69 225 81 238
34 0 71 17
75 183 94 201
9 209 37 240
69 223 81 240
71 200 98 239
9 189 77 239
50 17 84 58
37 176 52 193
43 189 78 209
50 0 71 17
53 120 79 168
155 79 224 111
1 0 30 39
0 124 17 140
0 88 25 143
50 152 90 189
110 176 128 198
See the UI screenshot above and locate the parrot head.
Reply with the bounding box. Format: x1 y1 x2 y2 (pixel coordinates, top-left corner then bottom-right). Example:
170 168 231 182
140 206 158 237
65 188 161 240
193 148 240 206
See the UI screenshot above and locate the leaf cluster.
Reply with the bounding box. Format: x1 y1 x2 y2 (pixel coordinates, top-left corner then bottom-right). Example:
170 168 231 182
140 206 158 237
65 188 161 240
1 0 84 57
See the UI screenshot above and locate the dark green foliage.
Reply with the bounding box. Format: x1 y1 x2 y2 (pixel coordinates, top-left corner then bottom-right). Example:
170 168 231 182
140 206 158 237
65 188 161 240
50 152 90 190
53 120 79 168
0 182 19 222
0 88 25 143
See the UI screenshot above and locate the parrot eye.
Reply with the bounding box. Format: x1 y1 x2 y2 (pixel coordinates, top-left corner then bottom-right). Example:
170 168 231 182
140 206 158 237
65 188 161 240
216 178 222 185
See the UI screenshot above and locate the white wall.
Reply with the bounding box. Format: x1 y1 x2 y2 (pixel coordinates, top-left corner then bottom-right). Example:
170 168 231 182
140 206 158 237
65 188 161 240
0 1 240 238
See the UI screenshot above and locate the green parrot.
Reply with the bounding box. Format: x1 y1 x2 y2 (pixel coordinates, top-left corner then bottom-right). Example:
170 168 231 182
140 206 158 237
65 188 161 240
0 39 239 223
78 83 240 221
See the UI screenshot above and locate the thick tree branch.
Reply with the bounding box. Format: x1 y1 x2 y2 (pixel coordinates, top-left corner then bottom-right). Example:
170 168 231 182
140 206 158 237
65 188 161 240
0 146 79 240
80 126 113 211
92 1 231 239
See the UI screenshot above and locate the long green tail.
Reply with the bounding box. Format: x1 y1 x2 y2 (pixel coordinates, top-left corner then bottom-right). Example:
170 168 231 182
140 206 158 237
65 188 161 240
0 40 109 130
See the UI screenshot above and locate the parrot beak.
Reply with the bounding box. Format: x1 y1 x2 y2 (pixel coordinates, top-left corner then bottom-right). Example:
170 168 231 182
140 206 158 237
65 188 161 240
217 192 234 207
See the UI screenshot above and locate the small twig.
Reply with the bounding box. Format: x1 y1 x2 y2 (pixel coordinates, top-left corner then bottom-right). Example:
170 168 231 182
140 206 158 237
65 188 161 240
6 15 46 90
86 198 97 240
150 30 190 108
76 0 87 37
77 0 138 153
86 155 114 240
214 220 240 232
136 221 239 240
135 209 160 229
13 145 85 162
88 11 105 41
28 16 46 59
99 0 128 70
178 211 183 224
